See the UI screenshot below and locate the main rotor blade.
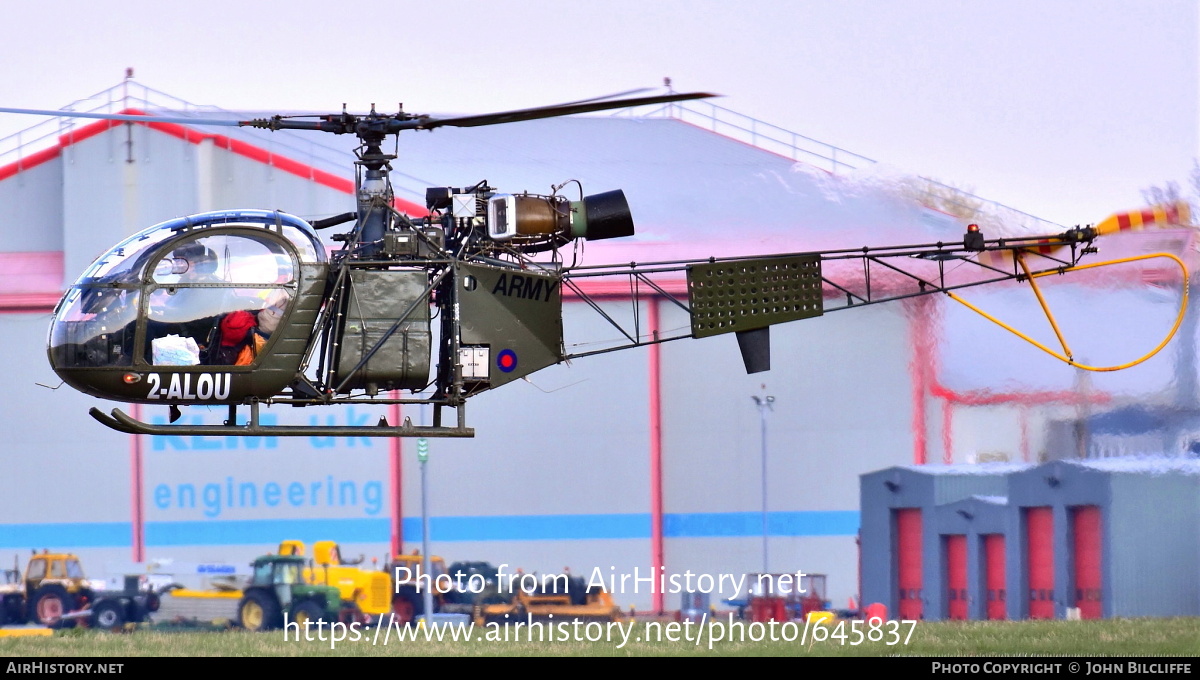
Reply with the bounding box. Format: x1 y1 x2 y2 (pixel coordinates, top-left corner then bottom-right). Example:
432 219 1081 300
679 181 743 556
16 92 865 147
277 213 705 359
0 107 244 127
551 87 656 107
3 90 717 137
398 91 718 130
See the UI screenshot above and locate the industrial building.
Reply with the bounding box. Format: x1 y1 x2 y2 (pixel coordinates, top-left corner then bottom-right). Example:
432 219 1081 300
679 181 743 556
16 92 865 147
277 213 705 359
861 459 1200 620
859 464 1020 620
1 79 1193 613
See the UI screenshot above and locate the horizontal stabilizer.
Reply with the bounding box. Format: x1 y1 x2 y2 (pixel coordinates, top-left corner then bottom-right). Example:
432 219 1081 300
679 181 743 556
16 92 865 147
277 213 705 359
736 327 771 374
687 255 822 338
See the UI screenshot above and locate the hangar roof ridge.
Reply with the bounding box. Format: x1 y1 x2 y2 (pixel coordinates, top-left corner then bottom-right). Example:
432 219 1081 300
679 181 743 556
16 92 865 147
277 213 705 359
1060 456 1200 475
0 78 1060 233
893 462 1035 475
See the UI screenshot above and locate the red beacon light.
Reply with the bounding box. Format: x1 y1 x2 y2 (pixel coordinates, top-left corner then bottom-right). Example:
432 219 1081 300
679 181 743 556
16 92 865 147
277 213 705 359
964 223 985 251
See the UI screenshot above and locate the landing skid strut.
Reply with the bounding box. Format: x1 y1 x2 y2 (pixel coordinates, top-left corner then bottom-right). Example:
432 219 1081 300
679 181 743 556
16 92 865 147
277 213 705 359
88 405 475 438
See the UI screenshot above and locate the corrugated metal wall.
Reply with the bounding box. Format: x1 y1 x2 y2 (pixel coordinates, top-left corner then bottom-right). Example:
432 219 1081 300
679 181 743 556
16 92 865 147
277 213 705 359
1107 471 1200 616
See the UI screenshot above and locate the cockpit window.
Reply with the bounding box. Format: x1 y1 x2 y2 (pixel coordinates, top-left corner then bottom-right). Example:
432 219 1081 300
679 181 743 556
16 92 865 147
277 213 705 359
142 232 295 366
279 224 322 263
145 286 292 366
79 225 178 283
72 210 322 288
152 234 295 286
48 288 139 368
49 211 317 373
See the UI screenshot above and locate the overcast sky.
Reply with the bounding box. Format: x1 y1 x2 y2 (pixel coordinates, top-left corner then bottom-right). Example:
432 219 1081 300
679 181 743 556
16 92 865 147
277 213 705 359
1 0 1195 226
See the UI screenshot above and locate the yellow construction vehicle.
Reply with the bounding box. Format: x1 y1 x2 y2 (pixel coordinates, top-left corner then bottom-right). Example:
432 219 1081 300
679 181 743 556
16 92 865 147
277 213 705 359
476 571 622 625
277 540 392 622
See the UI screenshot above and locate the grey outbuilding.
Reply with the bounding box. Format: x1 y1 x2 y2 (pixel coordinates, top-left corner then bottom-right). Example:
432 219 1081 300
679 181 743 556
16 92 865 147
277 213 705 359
861 458 1200 620
859 464 1024 620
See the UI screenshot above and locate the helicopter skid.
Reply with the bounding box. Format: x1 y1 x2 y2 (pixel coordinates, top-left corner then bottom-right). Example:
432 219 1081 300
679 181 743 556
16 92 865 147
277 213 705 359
88 407 475 438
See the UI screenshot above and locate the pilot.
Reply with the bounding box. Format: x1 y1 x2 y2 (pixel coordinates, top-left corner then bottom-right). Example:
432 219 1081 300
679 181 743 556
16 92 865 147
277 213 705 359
256 290 290 338
146 241 227 364
172 241 223 283
210 310 259 365
212 290 290 366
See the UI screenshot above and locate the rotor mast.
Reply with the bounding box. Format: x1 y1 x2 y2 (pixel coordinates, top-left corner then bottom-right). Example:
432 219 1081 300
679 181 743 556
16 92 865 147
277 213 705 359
352 105 400 250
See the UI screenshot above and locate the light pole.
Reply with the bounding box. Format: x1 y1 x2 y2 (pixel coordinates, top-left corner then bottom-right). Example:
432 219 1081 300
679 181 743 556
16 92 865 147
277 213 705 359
416 436 434 624
752 391 774 575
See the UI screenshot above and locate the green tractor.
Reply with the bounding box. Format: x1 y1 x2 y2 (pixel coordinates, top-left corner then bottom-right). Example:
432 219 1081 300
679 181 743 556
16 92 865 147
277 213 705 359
237 554 341 632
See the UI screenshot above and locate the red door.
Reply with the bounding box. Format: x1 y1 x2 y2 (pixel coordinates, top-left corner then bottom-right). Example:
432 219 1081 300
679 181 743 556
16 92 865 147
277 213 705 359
896 508 923 620
1026 507 1054 619
945 534 967 620
983 534 1006 620
1072 505 1102 619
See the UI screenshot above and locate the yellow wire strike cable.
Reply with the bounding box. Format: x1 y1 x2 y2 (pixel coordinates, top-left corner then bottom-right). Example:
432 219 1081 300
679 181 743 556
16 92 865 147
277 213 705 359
947 252 1190 373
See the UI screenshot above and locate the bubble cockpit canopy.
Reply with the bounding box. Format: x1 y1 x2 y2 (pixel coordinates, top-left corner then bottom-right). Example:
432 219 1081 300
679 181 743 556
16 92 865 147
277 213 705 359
48 210 325 376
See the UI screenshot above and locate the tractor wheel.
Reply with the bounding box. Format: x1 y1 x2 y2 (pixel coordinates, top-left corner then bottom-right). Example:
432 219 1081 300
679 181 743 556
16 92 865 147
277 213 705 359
392 591 420 626
290 599 325 629
91 600 126 631
30 585 70 628
238 590 281 632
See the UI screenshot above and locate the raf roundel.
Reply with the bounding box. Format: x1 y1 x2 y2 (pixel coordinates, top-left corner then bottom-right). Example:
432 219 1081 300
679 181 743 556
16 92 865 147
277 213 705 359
496 349 518 373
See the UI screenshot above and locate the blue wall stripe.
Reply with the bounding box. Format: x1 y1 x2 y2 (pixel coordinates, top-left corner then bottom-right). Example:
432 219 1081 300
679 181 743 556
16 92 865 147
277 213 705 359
145 519 392 546
0 522 132 548
663 511 860 537
403 514 651 542
1 511 860 548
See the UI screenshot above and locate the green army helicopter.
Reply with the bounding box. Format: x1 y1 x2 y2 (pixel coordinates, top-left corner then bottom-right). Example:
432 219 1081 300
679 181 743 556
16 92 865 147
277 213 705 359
2 93 1190 438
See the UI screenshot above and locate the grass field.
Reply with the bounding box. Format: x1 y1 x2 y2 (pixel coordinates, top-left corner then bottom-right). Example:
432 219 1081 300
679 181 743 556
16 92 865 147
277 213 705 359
1 617 1198 657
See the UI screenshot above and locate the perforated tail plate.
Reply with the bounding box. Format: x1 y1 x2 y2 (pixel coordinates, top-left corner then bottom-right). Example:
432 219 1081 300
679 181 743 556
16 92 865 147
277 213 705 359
687 255 823 338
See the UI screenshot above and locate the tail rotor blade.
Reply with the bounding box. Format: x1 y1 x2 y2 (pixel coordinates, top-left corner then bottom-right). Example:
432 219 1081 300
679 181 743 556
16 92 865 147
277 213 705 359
976 201 1194 268
1092 201 1192 236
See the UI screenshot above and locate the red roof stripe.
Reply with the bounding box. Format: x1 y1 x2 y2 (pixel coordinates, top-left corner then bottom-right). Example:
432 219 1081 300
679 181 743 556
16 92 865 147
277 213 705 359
0 145 62 182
